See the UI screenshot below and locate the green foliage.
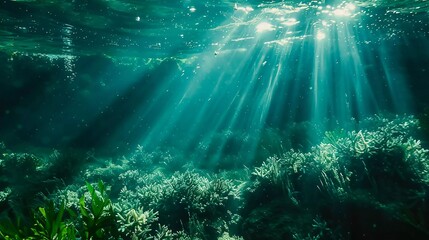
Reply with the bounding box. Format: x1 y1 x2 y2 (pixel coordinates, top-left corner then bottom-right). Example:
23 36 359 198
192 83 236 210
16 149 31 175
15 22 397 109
79 181 116 240
0 181 119 240
31 201 76 240
0 201 76 240
0 217 31 240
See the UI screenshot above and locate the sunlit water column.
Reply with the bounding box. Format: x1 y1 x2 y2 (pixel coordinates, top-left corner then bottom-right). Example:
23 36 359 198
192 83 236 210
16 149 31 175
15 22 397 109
139 3 301 167
139 6 260 157
310 2 382 130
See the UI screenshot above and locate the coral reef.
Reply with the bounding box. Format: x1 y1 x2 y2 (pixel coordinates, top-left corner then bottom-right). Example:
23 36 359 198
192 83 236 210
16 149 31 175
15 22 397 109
0 114 429 239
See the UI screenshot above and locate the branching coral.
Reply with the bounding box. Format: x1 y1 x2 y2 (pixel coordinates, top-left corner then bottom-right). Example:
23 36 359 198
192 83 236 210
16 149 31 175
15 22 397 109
2 114 427 240
115 204 158 239
249 115 429 239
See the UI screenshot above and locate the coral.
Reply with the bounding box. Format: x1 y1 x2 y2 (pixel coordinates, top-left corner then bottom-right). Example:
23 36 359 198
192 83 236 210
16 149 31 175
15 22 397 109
120 170 243 238
247 115 429 239
252 150 312 205
83 160 124 184
127 145 186 172
118 169 141 186
0 152 41 183
0 188 11 204
3 114 427 240
127 145 155 169
115 204 158 239
322 115 429 197
217 232 244 240
150 224 175 240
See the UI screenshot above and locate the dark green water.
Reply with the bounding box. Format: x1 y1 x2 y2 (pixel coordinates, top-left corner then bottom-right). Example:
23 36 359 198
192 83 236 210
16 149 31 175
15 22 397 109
1 1 429 239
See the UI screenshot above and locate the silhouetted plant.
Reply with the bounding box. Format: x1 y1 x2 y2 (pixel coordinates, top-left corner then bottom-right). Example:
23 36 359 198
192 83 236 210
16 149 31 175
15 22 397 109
0 216 31 240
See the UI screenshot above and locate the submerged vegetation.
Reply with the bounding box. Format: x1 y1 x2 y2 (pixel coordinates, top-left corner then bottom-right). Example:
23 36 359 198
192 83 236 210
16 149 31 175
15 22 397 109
1 0 428 238
0 114 428 239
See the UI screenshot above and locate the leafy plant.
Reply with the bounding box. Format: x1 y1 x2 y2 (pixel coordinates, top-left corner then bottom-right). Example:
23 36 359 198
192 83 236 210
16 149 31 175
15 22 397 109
0 201 76 240
78 181 116 240
0 217 31 240
31 201 76 240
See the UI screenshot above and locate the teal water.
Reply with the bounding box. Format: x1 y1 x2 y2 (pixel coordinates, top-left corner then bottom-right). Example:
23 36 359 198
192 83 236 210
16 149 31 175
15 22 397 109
1 1 429 239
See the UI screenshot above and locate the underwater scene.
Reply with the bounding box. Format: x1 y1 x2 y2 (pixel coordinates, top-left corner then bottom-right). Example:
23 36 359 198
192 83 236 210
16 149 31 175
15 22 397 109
1 0 429 239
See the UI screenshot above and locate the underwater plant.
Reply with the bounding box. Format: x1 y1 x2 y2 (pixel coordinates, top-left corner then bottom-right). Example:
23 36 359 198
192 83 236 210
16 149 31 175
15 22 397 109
0 182 115 240
1 114 428 240
0 217 32 240
78 181 117 240
30 201 76 240
0 181 119 239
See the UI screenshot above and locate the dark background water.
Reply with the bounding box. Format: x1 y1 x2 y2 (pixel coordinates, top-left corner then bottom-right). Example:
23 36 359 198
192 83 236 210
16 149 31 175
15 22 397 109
0 0 428 156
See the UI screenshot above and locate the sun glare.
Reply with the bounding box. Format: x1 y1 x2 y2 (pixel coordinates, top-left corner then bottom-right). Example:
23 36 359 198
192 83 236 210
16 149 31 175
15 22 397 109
256 22 276 33
316 30 326 40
